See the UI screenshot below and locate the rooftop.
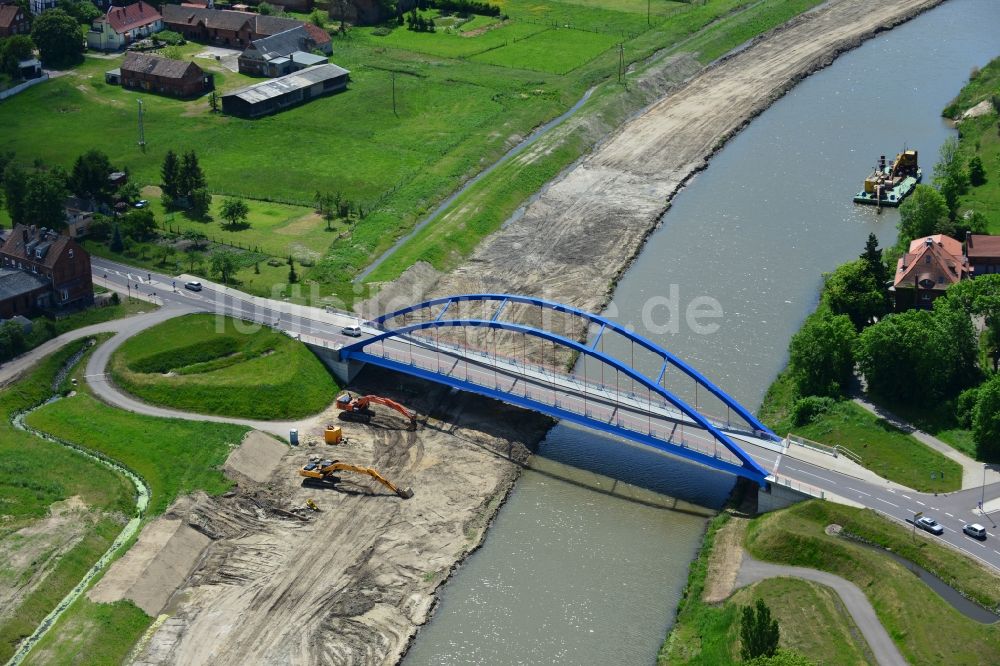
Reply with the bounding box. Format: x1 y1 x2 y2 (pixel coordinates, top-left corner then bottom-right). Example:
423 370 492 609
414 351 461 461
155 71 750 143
0 268 49 302
121 52 203 80
895 234 969 291
223 63 349 104
0 4 23 29
968 234 1000 259
101 1 162 34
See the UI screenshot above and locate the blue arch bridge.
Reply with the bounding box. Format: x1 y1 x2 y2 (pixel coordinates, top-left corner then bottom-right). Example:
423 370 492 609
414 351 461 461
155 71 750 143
321 294 782 484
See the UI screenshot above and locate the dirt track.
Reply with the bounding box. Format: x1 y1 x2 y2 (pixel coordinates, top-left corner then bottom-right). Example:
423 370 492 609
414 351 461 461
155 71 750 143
132 370 550 665
428 0 945 326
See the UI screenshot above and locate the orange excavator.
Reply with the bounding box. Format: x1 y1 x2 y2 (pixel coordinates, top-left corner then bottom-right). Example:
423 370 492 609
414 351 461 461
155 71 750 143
335 392 417 430
299 458 414 499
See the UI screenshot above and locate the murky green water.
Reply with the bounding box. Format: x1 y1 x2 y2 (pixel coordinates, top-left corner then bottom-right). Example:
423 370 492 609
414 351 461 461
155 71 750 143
405 2 1000 664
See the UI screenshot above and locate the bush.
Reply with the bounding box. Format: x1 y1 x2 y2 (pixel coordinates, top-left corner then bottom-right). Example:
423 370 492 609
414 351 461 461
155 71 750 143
790 396 836 427
155 30 185 46
956 386 980 429
372 26 393 36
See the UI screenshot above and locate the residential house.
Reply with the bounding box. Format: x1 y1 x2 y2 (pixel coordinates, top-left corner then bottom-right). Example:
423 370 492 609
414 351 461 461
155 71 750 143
119 52 213 97
28 0 57 16
238 26 328 77
87 1 163 52
0 224 94 316
162 5 331 51
965 232 1000 277
0 3 30 37
891 234 970 310
222 63 349 118
64 196 95 239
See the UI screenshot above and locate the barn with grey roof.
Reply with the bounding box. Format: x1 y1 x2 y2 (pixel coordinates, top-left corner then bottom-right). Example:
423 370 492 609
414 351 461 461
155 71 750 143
221 64 350 118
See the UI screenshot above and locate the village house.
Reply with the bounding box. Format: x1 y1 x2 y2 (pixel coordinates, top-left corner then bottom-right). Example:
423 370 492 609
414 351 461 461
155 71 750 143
966 232 1000 277
162 5 330 50
28 0 57 16
222 63 349 118
891 234 971 310
0 2 30 38
64 196 95 239
113 52 213 97
238 25 328 77
0 225 94 318
87 1 163 52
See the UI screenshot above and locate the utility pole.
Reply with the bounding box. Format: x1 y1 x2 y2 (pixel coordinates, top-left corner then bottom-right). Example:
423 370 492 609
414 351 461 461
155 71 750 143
137 99 146 152
983 464 988 512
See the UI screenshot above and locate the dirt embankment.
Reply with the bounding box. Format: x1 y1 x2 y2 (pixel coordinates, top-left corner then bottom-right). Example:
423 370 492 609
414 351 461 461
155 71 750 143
130 369 551 665
380 0 944 350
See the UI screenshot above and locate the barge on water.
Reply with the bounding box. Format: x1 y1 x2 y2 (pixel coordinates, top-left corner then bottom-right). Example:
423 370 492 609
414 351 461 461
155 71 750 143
854 149 921 207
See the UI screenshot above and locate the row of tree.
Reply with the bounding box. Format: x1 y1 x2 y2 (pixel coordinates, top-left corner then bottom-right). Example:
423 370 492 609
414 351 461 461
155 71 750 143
160 150 211 218
405 11 436 32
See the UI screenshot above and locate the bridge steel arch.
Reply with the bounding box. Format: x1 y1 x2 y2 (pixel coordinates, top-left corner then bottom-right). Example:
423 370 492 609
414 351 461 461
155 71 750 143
340 303 771 483
371 294 778 440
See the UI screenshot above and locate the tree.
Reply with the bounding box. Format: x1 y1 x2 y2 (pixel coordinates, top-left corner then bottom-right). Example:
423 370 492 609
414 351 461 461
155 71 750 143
968 156 986 187
973 374 1000 463
0 320 27 363
69 149 115 204
740 598 780 662
58 0 100 23
188 188 211 220
116 181 140 205
258 1 274 14
122 208 157 239
860 232 888 286
210 250 239 284
788 309 857 398
185 248 205 271
314 191 336 231
219 197 249 229
161 150 181 202
156 245 176 267
309 9 326 27
2 163 28 225
31 9 84 68
288 257 298 283
109 223 124 252
897 185 950 248
0 35 35 79
947 274 1000 371
933 136 969 217
855 299 978 407
23 169 68 230
822 259 887 331
178 150 206 199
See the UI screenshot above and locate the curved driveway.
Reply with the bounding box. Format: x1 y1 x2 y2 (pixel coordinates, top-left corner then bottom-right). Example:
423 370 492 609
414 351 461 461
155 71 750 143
736 555 907 666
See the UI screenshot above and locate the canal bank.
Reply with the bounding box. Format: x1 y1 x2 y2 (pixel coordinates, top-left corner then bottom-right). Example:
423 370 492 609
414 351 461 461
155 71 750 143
403 0 1000 663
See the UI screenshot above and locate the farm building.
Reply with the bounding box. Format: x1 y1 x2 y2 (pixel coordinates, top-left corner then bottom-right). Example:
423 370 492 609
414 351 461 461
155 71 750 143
115 52 213 98
222 63 349 118
162 5 330 50
238 26 328 77
87 1 163 52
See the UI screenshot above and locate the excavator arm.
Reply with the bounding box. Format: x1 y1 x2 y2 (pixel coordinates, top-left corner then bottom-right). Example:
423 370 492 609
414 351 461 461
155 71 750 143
299 460 414 499
335 392 417 429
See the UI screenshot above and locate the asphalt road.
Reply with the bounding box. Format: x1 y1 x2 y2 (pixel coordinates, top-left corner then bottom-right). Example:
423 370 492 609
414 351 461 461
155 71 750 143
89 257 1000 572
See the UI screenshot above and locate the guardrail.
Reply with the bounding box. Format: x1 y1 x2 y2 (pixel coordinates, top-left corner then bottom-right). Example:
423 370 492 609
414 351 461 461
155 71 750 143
786 433 863 465
767 474 825 500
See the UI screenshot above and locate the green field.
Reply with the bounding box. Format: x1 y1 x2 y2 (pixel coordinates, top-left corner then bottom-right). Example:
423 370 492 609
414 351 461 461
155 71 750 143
759 369 962 493
746 501 1000 664
0 0 825 305
663 502 1000 666
0 340 136 664
471 28 620 74
109 314 338 420
660 514 869 665
951 57 1000 232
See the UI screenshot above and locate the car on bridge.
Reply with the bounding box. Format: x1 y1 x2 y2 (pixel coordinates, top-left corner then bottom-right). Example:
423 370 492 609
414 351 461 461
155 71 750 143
341 325 362 337
916 516 944 535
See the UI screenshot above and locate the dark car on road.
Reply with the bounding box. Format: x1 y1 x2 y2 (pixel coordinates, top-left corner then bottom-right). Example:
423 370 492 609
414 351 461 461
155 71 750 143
916 516 944 535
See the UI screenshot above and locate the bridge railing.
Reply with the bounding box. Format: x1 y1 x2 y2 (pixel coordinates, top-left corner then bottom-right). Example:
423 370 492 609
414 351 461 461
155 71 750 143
353 331 745 467
786 433 864 466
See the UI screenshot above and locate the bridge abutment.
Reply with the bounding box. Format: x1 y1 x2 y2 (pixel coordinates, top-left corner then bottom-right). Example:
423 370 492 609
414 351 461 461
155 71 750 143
308 344 366 385
757 479 821 513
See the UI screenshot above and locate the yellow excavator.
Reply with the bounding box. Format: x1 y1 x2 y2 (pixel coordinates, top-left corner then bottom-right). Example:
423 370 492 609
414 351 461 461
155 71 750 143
299 458 414 499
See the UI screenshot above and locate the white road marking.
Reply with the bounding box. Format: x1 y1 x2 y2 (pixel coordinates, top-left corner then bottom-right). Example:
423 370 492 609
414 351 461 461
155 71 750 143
846 486 871 497
942 525 957 534
785 466 828 482
916 501 925 506
965 537 986 548
876 497 899 508
945 512 954 518
902 494 912 500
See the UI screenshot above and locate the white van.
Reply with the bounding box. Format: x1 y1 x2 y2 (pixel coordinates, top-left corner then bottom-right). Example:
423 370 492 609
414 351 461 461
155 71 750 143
963 523 987 540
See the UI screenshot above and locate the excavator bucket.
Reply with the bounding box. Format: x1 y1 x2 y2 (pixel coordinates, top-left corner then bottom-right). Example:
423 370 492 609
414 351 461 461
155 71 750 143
397 487 414 500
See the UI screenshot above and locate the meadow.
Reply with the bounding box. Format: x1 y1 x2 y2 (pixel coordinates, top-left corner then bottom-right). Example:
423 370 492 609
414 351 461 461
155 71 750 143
108 313 338 419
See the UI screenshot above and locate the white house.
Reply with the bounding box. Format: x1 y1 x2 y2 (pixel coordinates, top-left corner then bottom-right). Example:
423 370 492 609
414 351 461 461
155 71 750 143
87 1 163 52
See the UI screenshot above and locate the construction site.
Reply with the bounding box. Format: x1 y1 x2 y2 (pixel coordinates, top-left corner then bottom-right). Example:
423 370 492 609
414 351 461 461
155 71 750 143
87 368 552 665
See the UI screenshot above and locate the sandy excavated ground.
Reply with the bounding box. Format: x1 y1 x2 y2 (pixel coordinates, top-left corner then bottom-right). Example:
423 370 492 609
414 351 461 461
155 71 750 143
131 369 550 665
403 0 945 343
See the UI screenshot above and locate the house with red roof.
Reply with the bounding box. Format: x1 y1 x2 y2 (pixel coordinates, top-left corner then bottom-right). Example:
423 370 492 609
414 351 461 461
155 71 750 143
965 232 1000 277
890 234 971 310
0 3 30 38
87 1 163 52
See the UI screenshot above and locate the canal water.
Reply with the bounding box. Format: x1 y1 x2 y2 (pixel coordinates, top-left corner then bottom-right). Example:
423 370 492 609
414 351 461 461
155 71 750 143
404 2 1000 664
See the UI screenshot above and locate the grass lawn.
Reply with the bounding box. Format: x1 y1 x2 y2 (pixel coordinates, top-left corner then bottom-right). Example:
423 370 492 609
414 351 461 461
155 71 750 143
109 313 338 420
746 501 1000 665
362 21 548 59
471 27 620 74
0 340 136 664
22 598 149 666
659 513 870 665
952 56 1000 232
760 370 962 493
19 298 155 354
